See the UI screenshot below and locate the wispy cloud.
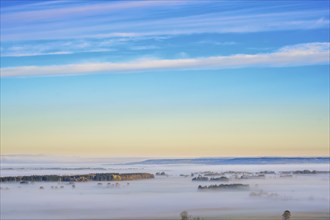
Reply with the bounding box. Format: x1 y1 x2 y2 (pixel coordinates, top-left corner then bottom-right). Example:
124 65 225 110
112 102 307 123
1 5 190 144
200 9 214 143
1 36 166 57
1 1 328 63
1 1 329 41
1 43 328 77
1 39 118 57
197 41 237 46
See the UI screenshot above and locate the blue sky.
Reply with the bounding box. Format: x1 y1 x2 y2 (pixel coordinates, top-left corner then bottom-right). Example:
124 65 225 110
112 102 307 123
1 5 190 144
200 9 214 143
0 0 329 156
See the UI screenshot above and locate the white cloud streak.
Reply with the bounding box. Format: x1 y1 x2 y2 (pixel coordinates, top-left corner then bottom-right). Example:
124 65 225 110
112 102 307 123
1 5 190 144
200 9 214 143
1 43 329 77
1 1 329 41
1 39 118 57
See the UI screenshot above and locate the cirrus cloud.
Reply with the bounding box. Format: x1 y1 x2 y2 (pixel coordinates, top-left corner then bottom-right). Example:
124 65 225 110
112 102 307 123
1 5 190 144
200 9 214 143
1 42 329 77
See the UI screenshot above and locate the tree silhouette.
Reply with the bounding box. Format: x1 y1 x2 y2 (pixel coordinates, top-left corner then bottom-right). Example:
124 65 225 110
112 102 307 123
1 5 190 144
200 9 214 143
180 211 189 220
282 210 291 220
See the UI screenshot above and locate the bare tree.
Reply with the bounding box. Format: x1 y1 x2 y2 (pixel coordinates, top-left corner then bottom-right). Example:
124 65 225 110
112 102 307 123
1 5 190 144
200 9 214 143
282 210 291 220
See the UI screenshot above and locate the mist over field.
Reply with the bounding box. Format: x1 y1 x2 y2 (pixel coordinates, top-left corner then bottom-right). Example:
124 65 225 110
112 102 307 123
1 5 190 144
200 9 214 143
1 156 329 220
1 1 330 219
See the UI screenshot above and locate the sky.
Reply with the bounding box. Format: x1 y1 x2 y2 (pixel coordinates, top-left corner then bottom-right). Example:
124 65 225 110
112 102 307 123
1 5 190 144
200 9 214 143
0 0 329 157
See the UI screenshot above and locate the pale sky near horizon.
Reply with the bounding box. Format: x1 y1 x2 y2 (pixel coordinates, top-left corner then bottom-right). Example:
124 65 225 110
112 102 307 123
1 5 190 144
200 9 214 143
0 0 329 157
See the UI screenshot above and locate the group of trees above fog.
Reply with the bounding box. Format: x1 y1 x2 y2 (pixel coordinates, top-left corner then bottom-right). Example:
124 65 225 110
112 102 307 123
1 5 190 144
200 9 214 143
0 173 154 182
198 183 249 191
180 210 291 220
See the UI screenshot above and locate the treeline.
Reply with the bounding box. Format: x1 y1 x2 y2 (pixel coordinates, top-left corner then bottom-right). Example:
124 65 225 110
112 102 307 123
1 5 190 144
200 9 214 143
0 173 154 182
198 183 249 191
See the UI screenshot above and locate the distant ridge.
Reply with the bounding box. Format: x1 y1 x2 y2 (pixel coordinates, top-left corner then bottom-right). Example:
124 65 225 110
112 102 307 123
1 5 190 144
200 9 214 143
126 157 330 165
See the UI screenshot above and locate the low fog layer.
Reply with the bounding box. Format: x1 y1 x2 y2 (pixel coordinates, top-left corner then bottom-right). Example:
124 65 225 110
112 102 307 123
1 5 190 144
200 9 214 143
1 160 329 219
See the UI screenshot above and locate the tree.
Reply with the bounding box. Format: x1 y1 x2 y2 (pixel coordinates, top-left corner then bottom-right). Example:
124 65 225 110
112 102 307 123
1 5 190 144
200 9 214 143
180 211 189 220
282 210 291 220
